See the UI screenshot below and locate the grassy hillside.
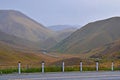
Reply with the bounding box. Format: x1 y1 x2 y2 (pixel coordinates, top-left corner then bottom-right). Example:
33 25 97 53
0 30 59 65
0 40 59 65
89 39 120 59
52 17 120 54
0 30 42 50
0 41 36 64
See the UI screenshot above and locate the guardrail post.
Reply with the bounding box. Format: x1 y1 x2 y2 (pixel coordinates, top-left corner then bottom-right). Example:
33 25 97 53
42 61 45 73
111 61 114 71
18 61 21 74
62 61 64 72
96 61 99 71
80 61 82 72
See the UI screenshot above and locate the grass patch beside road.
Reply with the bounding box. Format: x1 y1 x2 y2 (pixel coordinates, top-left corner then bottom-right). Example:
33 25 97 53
1 66 120 74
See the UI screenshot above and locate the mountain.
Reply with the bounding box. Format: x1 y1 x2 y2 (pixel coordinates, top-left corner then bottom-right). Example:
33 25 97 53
0 10 54 42
52 17 120 54
48 25 79 31
41 25 79 49
55 27 78 41
48 25 79 41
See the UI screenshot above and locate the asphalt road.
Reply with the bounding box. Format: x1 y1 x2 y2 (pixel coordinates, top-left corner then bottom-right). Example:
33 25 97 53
1 72 120 80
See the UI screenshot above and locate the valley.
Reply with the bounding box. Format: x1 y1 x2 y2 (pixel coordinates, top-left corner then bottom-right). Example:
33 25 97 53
0 10 120 69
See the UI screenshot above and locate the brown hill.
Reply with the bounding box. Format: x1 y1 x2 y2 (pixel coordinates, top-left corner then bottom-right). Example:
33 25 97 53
52 17 120 54
89 39 120 59
0 39 59 65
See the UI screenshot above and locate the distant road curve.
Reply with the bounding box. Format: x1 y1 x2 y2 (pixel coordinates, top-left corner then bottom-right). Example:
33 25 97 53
1 71 120 80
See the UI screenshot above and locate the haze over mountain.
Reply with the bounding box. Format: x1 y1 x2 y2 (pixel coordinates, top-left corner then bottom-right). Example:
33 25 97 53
0 10 81 50
40 25 79 49
49 25 79 41
0 10 54 42
52 17 120 54
48 25 79 31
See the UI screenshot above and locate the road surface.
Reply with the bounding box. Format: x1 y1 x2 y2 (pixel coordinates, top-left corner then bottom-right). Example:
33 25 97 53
1 72 120 80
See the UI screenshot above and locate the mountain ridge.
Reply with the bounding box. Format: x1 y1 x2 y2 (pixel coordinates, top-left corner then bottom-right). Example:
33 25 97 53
0 10 54 42
51 17 120 54
48 25 79 31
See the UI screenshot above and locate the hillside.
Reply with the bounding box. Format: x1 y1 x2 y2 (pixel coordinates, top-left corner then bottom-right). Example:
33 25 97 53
52 17 120 54
0 29 59 65
0 31 64 66
42 25 78 49
89 39 120 59
55 27 78 42
0 40 39 64
0 30 41 50
0 39 60 65
48 25 78 42
0 10 60 65
0 10 54 42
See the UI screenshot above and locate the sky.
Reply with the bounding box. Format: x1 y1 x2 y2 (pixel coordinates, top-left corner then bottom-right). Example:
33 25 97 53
0 0 120 27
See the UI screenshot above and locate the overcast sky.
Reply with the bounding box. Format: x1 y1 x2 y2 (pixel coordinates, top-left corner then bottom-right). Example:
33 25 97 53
0 0 120 27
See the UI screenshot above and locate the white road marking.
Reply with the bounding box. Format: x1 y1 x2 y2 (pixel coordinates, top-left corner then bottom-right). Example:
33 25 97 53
9 74 120 80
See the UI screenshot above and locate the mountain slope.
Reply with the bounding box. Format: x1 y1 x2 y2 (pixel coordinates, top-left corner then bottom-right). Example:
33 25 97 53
48 25 78 42
89 39 120 59
0 39 40 64
55 27 78 42
0 40 59 65
0 30 41 50
0 30 59 65
52 17 120 54
41 25 78 49
0 10 54 42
